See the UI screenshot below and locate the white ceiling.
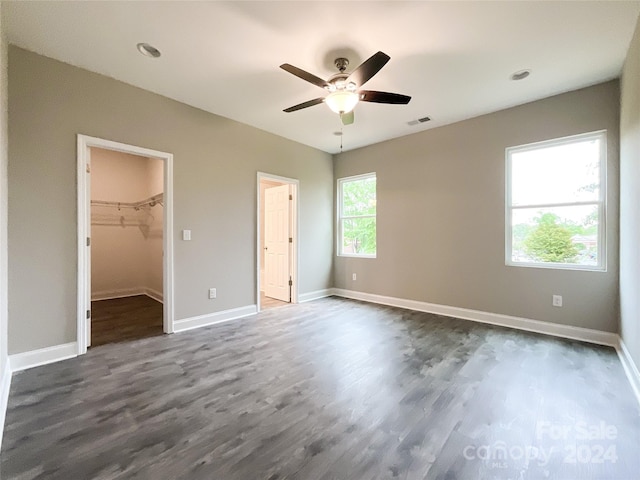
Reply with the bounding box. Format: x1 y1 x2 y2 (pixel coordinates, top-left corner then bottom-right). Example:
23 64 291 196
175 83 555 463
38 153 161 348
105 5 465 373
6 1 640 154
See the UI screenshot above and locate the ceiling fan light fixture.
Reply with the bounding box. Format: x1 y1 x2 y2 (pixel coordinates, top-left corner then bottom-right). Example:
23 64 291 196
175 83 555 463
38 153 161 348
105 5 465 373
280 51 410 120
325 90 359 114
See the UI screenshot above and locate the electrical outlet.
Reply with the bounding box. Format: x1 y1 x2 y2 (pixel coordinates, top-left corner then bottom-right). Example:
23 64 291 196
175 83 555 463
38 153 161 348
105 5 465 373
352 273 357 281
552 295 562 307
182 229 191 241
208 288 216 299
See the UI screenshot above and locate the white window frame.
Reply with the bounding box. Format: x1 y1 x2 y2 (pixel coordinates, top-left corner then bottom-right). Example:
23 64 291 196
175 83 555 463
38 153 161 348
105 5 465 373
505 130 607 271
337 172 377 258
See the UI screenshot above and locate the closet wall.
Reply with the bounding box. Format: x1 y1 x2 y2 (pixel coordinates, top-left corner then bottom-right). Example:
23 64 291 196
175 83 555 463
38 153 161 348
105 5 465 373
91 148 163 301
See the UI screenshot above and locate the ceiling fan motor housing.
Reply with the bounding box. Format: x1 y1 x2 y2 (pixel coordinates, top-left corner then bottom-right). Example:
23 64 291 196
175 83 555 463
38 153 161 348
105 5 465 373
326 73 356 93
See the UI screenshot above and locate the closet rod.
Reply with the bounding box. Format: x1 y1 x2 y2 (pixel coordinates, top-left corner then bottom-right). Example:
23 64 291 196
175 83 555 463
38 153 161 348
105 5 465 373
91 193 163 209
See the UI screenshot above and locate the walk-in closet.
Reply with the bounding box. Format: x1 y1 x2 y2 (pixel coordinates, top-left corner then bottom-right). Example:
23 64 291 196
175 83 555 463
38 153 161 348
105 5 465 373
90 147 164 346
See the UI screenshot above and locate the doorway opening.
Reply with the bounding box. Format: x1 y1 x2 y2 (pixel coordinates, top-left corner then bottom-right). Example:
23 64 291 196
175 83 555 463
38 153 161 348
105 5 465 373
257 173 299 312
77 135 174 354
90 148 163 346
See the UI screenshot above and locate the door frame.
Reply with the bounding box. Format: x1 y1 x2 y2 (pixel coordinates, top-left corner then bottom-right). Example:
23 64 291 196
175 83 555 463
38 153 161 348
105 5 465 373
256 172 299 312
77 134 175 355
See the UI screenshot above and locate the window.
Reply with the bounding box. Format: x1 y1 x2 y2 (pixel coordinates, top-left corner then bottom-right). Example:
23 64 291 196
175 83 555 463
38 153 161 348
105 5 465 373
506 131 606 270
338 173 376 257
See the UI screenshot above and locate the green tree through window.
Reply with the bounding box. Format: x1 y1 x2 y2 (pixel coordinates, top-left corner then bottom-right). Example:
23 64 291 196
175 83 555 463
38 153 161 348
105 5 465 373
506 131 605 270
339 174 376 256
523 213 579 263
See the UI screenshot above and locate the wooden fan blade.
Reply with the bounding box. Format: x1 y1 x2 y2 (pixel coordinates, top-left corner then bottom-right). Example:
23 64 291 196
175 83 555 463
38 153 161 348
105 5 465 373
283 97 325 113
347 51 390 87
341 111 354 125
359 90 411 104
280 64 329 89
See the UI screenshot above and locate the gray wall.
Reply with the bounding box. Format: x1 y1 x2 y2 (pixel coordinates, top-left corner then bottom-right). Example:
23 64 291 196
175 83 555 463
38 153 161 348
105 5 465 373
620 15 640 368
0 5 9 377
334 81 620 333
8 47 333 355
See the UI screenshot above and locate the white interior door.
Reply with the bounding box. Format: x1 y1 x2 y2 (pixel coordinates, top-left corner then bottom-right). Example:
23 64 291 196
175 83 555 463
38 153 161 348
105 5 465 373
264 184 291 302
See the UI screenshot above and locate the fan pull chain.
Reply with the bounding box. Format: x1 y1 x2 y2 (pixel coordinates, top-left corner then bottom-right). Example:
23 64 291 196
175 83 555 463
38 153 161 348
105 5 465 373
340 127 343 152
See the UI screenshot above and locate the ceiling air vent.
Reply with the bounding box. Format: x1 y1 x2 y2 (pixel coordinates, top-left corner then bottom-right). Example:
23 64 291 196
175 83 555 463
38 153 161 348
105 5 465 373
408 116 431 126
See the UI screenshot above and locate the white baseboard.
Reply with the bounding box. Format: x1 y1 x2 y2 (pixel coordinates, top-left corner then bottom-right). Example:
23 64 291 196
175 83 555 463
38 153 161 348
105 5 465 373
298 289 334 303
92 287 163 303
332 288 619 347
0 360 12 449
9 342 78 372
144 288 164 304
173 305 257 333
91 288 145 301
617 339 640 405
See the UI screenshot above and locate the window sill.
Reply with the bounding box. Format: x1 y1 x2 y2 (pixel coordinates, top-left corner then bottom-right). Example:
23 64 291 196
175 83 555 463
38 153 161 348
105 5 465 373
506 261 606 272
337 254 377 259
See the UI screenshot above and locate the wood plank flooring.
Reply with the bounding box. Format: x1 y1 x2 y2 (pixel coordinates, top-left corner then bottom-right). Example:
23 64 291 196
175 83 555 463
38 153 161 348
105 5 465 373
91 295 163 347
2 297 639 479
260 291 289 310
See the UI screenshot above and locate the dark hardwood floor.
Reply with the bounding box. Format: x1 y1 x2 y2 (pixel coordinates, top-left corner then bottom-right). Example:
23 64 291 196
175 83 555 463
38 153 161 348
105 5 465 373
91 295 163 347
2 297 639 479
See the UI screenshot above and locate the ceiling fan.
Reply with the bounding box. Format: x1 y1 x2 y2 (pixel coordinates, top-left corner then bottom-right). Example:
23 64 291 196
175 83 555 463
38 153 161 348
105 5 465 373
280 51 411 125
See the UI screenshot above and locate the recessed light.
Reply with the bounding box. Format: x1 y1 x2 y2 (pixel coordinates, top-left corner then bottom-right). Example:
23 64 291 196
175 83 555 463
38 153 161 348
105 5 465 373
511 69 531 81
137 43 161 58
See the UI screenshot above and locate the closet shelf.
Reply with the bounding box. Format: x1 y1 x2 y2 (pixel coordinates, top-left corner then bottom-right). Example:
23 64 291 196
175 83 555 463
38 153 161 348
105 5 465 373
90 193 162 236
91 193 163 210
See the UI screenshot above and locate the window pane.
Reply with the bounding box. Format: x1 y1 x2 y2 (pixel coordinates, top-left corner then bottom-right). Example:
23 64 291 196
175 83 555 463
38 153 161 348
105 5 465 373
511 205 599 266
342 218 376 255
511 137 601 206
342 177 376 217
